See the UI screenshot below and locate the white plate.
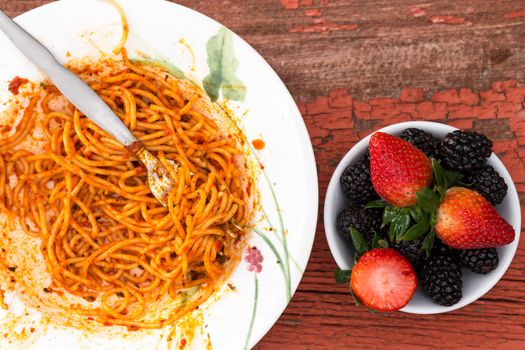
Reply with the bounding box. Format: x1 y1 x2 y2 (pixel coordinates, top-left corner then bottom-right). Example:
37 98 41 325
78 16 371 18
0 0 318 348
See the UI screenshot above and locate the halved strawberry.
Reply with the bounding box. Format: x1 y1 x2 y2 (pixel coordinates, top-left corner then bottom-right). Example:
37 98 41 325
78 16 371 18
369 132 432 207
435 187 515 249
351 248 417 311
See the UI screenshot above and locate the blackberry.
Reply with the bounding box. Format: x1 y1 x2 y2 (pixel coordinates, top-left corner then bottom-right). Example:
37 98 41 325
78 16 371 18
433 238 460 261
340 154 377 205
464 165 507 205
440 130 492 172
390 238 425 268
336 207 381 246
419 253 463 306
399 128 441 160
459 248 499 274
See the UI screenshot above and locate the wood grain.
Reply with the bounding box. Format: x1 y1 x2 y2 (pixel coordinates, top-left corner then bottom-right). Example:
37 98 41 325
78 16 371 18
2 1 525 349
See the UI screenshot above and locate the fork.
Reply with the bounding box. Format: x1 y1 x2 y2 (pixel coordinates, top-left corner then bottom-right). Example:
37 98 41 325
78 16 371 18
0 9 175 206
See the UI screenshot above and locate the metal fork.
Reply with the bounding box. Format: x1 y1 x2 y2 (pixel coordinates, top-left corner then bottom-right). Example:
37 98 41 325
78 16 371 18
0 9 175 206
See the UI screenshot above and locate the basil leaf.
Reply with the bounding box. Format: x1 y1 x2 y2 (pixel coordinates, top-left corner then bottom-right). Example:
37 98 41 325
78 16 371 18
382 207 400 228
335 269 351 284
422 230 436 258
364 199 388 209
417 188 441 214
349 227 369 256
401 220 430 241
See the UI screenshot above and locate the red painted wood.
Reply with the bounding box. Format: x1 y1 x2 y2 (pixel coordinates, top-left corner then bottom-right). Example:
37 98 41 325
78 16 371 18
2 1 525 349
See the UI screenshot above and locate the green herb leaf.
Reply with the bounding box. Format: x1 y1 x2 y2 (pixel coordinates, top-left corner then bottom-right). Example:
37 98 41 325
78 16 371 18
364 199 388 209
400 207 411 215
435 185 446 198
335 269 351 284
393 214 412 241
203 27 246 102
389 222 396 241
349 227 369 256
430 211 437 226
422 230 436 258
416 188 441 214
432 158 445 188
401 220 430 241
432 158 464 189
382 207 400 228
409 206 424 222
443 168 464 188
371 232 381 249
377 239 389 248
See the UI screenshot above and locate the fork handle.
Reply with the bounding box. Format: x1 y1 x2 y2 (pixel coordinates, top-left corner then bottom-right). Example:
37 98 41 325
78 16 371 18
0 10 139 147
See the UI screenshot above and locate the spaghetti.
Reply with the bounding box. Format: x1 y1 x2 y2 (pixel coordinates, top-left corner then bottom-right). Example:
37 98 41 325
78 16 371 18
0 50 253 328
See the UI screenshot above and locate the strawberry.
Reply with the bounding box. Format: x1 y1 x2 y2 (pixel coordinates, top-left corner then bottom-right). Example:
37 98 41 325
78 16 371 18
435 187 515 249
351 248 417 311
369 132 432 207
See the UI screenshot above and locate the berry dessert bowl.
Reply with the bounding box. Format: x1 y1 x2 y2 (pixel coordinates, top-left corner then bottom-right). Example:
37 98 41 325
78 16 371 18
324 121 521 314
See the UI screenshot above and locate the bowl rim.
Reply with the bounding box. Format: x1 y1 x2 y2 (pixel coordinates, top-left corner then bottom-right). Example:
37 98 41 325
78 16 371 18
323 120 522 314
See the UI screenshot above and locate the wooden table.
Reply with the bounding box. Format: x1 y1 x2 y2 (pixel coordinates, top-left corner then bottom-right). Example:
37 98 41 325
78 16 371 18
4 1 525 349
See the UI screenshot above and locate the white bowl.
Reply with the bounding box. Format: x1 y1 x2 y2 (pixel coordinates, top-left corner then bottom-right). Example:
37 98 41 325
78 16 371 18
324 121 521 314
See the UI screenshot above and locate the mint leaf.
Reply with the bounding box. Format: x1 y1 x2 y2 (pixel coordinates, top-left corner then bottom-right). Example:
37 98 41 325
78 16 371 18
400 207 411 215
349 227 369 256
393 214 411 241
401 220 430 241
430 211 437 226
371 232 381 249
371 233 389 249
443 168 463 188
417 188 441 214
378 239 389 248
422 230 436 258
382 207 400 228
335 269 351 284
409 206 424 222
432 158 445 188
364 199 388 209
432 158 463 189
